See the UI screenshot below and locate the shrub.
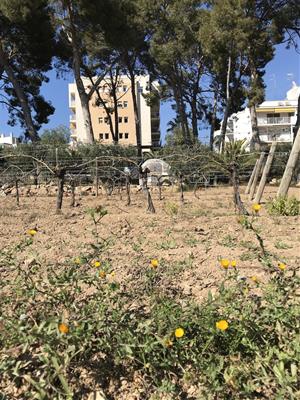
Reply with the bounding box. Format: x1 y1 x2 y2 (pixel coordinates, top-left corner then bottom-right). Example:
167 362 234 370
267 196 300 216
0 238 299 399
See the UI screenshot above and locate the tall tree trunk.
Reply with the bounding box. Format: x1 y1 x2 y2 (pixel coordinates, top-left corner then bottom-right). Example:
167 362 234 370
277 127 300 198
220 56 232 152
72 55 94 144
179 90 190 143
249 105 261 150
0 43 39 142
210 91 218 150
293 94 300 142
110 69 119 145
66 1 94 144
190 99 198 140
174 88 189 144
129 71 142 157
94 86 116 142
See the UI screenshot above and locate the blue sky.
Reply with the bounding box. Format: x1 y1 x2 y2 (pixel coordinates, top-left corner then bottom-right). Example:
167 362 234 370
0 43 299 142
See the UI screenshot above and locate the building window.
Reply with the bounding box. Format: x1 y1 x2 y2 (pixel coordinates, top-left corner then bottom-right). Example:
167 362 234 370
123 85 127 92
117 102 122 108
99 133 104 140
123 101 128 108
105 133 109 139
125 133 129 139
104 117 109 124
124 117 128 123
288 112 294 117
98 117 103 123
119 133 123 139
118 117 122 123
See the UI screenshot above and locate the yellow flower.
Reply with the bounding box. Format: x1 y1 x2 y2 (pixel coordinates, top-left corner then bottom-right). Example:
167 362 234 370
252 203 261 213
110 271 115 277
93 261 101 268
174 327 184 338
220 259 230 269
27 229 37 236
231 260 237 268
99 270 106 279
216 320 229 331
150 259 159 268
74 257 81 265
165 339 173 348
250 276 259 283
278 262 286 271
58 323 69 334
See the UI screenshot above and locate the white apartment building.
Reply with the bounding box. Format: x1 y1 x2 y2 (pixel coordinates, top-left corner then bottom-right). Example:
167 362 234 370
215 82 299 147
68 75 160 150
0 133 18 147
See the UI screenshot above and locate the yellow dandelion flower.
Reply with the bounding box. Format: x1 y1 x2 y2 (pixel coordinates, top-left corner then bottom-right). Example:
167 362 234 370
278 262 286 271
252 203 261 213
110 271 115 277
250 276 259 283
99 270 106 279
93 261 101 268
165 339 173 348
174 327 184 338
220 259 230 269
216 320 229 331
231 260 237 268
58 323 69 334
74 257 81 265
150 259 159 268
27 229 37 236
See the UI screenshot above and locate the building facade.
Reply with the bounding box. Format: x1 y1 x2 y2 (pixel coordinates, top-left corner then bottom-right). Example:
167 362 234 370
0 133 18 147
68 75 160 150
215 82 299 147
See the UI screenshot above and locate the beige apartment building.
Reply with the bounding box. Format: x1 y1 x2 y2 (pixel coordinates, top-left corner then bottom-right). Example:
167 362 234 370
68 75 160 150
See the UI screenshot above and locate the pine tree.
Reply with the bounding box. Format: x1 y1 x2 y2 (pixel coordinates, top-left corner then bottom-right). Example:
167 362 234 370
0 0 56 141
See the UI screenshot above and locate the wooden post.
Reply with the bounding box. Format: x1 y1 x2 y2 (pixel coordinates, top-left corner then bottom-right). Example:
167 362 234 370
158 177 163 200
95 157 99 197
231 164 248 215
55 147 59 168
70 180 75 207
249 152 266 200
147 188 155 213
125 174 131 206
254 141 277 204
213 175 217 186
56 168 66 213
245 159 258 194
277 127 300 197
15 179 19 206
179 174 184 204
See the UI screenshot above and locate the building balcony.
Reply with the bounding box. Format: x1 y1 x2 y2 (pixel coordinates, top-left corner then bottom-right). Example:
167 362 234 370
257 116 291 125
70 114 76 122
